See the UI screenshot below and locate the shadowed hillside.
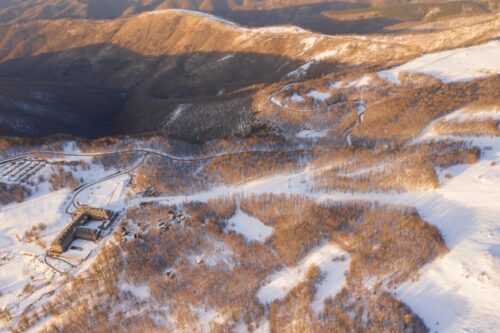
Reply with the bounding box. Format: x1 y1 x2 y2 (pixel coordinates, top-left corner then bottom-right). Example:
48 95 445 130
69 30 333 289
0 80 124 137
0 8 498 139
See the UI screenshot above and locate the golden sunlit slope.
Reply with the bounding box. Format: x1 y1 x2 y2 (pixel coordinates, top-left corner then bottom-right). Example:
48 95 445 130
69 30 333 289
0 10 498 94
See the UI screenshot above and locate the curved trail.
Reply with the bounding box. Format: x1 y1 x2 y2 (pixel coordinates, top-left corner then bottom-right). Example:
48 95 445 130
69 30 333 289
267 80 368 145
0 147 307 273
343 101 366 146
0 146 312 214
268 81 363 114
44 253 79 274
0 147 311 166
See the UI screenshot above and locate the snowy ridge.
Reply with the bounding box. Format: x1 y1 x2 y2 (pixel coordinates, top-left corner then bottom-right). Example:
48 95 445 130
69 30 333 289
143 9 309 35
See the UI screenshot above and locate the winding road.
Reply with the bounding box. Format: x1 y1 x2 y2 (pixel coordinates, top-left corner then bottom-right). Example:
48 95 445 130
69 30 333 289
0 147 313 213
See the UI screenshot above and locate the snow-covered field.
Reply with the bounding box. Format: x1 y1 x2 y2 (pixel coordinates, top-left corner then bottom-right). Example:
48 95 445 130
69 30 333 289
378 40 500 84
395 138 500 333
226 205 273 243
0 152 132 332
77 174 130 210
257 243 349 308
1 128 499 332
0 189 69 321
315 136 500 333
295 129 329 139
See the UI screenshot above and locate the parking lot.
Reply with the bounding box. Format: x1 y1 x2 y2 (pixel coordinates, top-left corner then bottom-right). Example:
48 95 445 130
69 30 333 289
0 158 46 184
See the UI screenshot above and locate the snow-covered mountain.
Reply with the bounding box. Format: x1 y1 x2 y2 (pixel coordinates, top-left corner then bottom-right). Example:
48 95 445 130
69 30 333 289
0 2 499 333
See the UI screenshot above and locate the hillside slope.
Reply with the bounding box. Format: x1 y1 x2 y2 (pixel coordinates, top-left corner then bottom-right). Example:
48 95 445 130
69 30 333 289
0 9 498 139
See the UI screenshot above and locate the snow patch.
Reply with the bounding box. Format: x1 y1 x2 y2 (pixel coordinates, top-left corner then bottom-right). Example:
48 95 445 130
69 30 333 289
378 40 500 84
296 129 329 139
145 9 238 27
307 90 331 102
76 174 130 210
226 206 273 243
257 243 349 305
313 50 339 61
395 153 500 333
287 61 314 78
348 75 373 88
217 54 235 62
290 93 305 103
301 37 319 50
120 281 150 300
414 106 500 143
166 105 186 126
192 307 226 332
251 25 308 34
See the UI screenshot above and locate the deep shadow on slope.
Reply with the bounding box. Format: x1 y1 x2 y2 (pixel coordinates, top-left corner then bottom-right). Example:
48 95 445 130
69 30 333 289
0 0 366 26
0 0 400 36
0 45 355 140
215 2 404 35
0 44 345 99
0 79 125 138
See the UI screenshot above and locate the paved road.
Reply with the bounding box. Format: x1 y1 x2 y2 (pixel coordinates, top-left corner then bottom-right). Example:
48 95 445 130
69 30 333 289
0 147 312 212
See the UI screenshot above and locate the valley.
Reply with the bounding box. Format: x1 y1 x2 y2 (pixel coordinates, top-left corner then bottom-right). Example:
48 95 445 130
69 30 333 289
0 1 499 333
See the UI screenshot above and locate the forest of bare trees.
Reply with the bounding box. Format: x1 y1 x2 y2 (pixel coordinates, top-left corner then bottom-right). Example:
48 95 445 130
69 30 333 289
15 194 445 333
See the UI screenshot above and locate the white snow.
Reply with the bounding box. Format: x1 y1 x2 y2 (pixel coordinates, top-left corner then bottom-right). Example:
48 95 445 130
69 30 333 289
189 239 234 267
301 37 319 50
250 25 308 34
348 75 373 88
378 40 500 84
225 205 272 243
76 174 130 210
144 9 309 35
307 90 331 102
330 81 342 89
166 104 186 126
290 93 305 103
120 281 150 300
217 54 235 62
145 9 238 27
287 61 314 78
312 250 350 312
296 129 329 139
0 189 69 319
438 106 500 122
394 148 500 333
313 50 339 61
64 238 97 261
414 105 500 143
315 137 500 333
257 243 349 305
192 307 226 332
270 96 284 107
377 70 401 85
